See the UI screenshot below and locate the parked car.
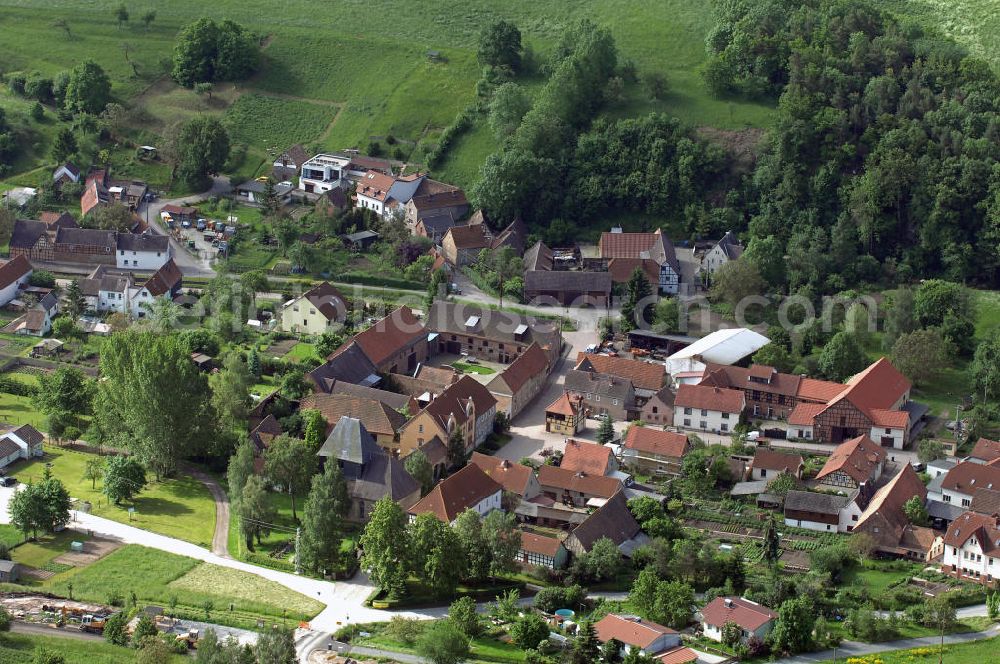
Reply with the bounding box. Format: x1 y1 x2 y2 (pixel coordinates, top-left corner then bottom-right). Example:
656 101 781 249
0 477 17 487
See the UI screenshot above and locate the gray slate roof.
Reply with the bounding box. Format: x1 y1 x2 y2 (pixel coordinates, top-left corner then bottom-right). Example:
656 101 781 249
351 453 420 502
525 270 612 294
318 417 380 465
570 491 641 552
426 300 561 351
564 368 632 400
10 219 47 249
307 341 380 392
784 490 850 515
116 233 169 252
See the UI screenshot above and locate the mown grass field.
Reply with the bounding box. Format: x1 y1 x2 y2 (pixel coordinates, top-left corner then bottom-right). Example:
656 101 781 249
38 544 323 623
824 636 1000 663
0 632 187 664
14 448 217 548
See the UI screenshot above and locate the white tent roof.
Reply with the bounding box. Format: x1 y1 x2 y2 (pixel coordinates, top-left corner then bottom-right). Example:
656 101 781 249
666 327 770 377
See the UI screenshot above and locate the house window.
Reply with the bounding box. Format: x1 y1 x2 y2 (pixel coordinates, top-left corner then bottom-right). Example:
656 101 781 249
683 419 691 427
586 393 592 400
310 309 316 315
418 425 423 433
652 407 658 414
722 413 730 420
944 495 952 503
760 469 767 478
613 399 618 406
595 396 601 402
699 421 707 429
852 515 858 521
293 307 298 312
962 498 971 507
701 409 708 416
133 261 138 266
120 250 125 256
684 407 692 415
721 423 728 432
885 428 891 434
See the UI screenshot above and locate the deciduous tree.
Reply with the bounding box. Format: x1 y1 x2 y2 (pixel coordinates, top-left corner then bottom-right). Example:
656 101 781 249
359 496 409 596
254 627 296 664
172 115 230 189
416 620 470 664
891 328 952 386
477 20 523 73
263 435 316 520
63 61 111 114
404 450 435 496
299 461 348 574
96 331 214 477
102 455 147 504
818 331 867 382
238 475 274 550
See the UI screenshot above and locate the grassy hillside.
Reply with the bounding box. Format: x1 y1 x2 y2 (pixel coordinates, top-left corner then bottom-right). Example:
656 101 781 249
0 0 774 192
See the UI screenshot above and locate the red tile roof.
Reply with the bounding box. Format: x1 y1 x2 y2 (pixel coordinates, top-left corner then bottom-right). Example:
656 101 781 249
142 258 182 297
0 255 32 291
445 224 491 250
537 465 620 498
815 435 886 484
972 438 1000 463
355 171 397 203
870 409 910 428
752 448 804 473
545 392 582 417
407 463 501 522
833 357 911 414
674 384 744 413
470 452 534 496
787 402 826 426
941 461 1000 494
518 531 563 557
494 343 549 393
607 257 660 286
299 393 408 438
421 375 498 433
943 511 1000 555
594 614 676 650
341 306 425 366
796 377 845 402
623 427 688 458
701 597 776 631
656 647 698 664
561 440 615 476
576 353 665 391
855 464 927 551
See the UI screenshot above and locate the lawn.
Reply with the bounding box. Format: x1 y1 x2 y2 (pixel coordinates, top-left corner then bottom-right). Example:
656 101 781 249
352 620 527 664
0 392 46 429
823 636 1000 663
225 93 337 150
38 545 323 627
0 632 187 664
453 361 496 375
14 448 217 548
843 560 922 594
10 529 90 571
283 341 320 364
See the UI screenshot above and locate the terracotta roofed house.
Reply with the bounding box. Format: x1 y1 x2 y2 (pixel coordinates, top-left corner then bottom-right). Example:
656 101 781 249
441 224 492 266
593 613 680 657
538 464 621 507
673 384 744 435
299 393 408 453
397 375 497 458
853 464 935 559
750 448 805 481
560 439 617 476
700 597 777 643
815 435 886 490
0 255 33 307
622 426 689 476
485 342 550 418
971 438 1000 465
407 462 502 524
545 392 584 436
699 363 803 421
141 258 182 298
340 305 429 374
928 461 1000 508
576 353 666 400
470 451 540 499
598 228 681 294
517 531 568 569
942 512 1000 583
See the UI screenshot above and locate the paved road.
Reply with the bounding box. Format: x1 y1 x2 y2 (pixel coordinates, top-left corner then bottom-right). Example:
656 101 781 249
183 464 231 558
779 624 1000 663
11 621 104 642
0 486 451 636
139 176 232 278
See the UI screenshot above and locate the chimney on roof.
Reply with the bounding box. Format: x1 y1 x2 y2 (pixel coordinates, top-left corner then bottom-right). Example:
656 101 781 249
501 459 510 469
724 598 733 608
